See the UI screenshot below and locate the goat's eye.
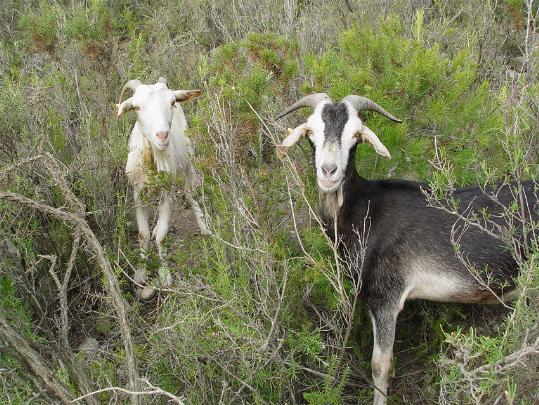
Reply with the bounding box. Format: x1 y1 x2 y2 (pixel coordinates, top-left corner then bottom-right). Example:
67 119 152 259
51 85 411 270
133 106 140 111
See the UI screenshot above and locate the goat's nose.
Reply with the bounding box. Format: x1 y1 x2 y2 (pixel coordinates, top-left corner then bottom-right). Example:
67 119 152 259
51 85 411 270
321 164 338 177
156 131 169 143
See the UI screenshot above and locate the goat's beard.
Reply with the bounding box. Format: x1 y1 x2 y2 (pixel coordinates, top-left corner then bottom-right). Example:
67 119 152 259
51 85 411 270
318 183 343 222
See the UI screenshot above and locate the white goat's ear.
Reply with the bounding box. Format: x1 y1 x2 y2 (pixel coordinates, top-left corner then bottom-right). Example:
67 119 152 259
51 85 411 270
173 90 202 102
356 124 391 158
277 124 308 158
117 98 134 118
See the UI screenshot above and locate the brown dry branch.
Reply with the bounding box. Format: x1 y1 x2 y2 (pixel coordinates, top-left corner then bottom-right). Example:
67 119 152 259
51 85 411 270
0 316 73 404
0 189 141 405
43 233 99 405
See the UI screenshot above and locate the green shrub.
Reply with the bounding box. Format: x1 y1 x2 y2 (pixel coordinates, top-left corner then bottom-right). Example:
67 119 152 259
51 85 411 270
18 3 59 53
304 15 505 183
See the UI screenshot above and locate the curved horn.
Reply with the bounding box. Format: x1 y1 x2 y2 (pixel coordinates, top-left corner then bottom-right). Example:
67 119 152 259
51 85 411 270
117 79 142 105
157 77 167 85
277 93 331 119
342 95 402 123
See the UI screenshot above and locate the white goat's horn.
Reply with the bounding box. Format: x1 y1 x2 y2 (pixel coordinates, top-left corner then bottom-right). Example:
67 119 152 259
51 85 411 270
342 95 402 122
277 93 331 119
117 79 142 105
157 77 167 84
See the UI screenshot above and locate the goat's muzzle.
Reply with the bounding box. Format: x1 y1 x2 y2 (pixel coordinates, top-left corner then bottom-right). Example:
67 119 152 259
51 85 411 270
156 131 170 149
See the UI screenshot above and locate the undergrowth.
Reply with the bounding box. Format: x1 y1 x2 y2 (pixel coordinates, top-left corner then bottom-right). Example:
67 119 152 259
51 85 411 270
0 0 537 404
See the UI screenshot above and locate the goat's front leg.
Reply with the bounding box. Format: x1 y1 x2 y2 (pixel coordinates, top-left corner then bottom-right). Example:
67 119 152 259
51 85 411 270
134 188 151 286
153 191 173 288
369 305 399 405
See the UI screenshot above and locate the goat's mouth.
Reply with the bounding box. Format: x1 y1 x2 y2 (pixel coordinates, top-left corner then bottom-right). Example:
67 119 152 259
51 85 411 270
317 177 342 193
155 141 170 150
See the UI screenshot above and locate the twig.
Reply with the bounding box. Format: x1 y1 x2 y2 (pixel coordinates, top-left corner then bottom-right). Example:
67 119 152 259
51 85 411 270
71 378 185 404
0 190 141 404
0 316 73 404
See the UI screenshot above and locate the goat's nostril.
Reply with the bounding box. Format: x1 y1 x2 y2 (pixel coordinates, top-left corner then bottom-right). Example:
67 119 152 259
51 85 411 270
322 164 338 176
156 131 169 142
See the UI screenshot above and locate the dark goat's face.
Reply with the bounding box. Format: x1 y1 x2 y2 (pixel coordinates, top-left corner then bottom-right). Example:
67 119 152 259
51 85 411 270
278 94 400 194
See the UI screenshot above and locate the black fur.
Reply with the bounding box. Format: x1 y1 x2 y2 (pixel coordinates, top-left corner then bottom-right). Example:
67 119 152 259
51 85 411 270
321 103 349 145
321 145 537 311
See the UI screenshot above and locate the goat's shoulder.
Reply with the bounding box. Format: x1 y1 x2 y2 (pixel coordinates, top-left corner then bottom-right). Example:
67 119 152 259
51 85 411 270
349 178 428 211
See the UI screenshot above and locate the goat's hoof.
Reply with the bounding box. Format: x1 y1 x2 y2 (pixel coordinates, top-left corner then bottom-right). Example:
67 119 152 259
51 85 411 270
158 267 173 288
136 285 157 301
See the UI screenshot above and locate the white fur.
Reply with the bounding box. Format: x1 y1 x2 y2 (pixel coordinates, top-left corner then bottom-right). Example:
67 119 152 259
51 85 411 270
121 81 208 287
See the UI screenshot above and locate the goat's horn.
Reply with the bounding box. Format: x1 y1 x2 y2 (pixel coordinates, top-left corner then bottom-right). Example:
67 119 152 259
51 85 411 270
157 77 167 84
342 95 402 123
277 93 331 119
118 79 142 105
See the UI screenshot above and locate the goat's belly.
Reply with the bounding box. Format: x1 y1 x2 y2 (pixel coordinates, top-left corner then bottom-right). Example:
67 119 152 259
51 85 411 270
407 272 516 304
407 272 473 302
405 257 515 304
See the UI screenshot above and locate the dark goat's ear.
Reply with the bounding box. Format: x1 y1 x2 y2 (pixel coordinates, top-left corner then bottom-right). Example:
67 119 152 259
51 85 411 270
277 125 308 157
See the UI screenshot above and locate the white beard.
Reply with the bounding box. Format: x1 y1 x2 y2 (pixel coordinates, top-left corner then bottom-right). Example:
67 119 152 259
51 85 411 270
318 182 343 221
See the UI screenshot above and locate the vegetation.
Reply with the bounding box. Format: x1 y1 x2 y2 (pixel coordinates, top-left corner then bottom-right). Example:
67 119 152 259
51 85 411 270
0 0 537 404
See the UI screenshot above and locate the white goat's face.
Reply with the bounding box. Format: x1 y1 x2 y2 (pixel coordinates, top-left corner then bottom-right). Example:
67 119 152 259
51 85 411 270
279 98 393 194
130 83 176 150
117 79 201 151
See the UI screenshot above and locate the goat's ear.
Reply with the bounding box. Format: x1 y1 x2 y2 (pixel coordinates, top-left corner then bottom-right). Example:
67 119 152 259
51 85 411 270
117 98 134 118
173 90 202 103
277 124 308 158
356 125 391 158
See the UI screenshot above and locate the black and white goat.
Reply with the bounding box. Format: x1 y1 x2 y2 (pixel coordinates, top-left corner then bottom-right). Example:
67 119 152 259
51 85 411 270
117 78 209 300
277 93 537 404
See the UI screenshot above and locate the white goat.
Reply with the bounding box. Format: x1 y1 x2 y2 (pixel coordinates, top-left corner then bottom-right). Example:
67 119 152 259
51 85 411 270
117 77 209 300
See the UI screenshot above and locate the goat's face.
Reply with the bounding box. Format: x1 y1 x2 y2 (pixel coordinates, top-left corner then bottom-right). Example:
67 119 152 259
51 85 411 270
278 94 401 194
117 79 201 151
307 102 364 193
131 84 176 150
